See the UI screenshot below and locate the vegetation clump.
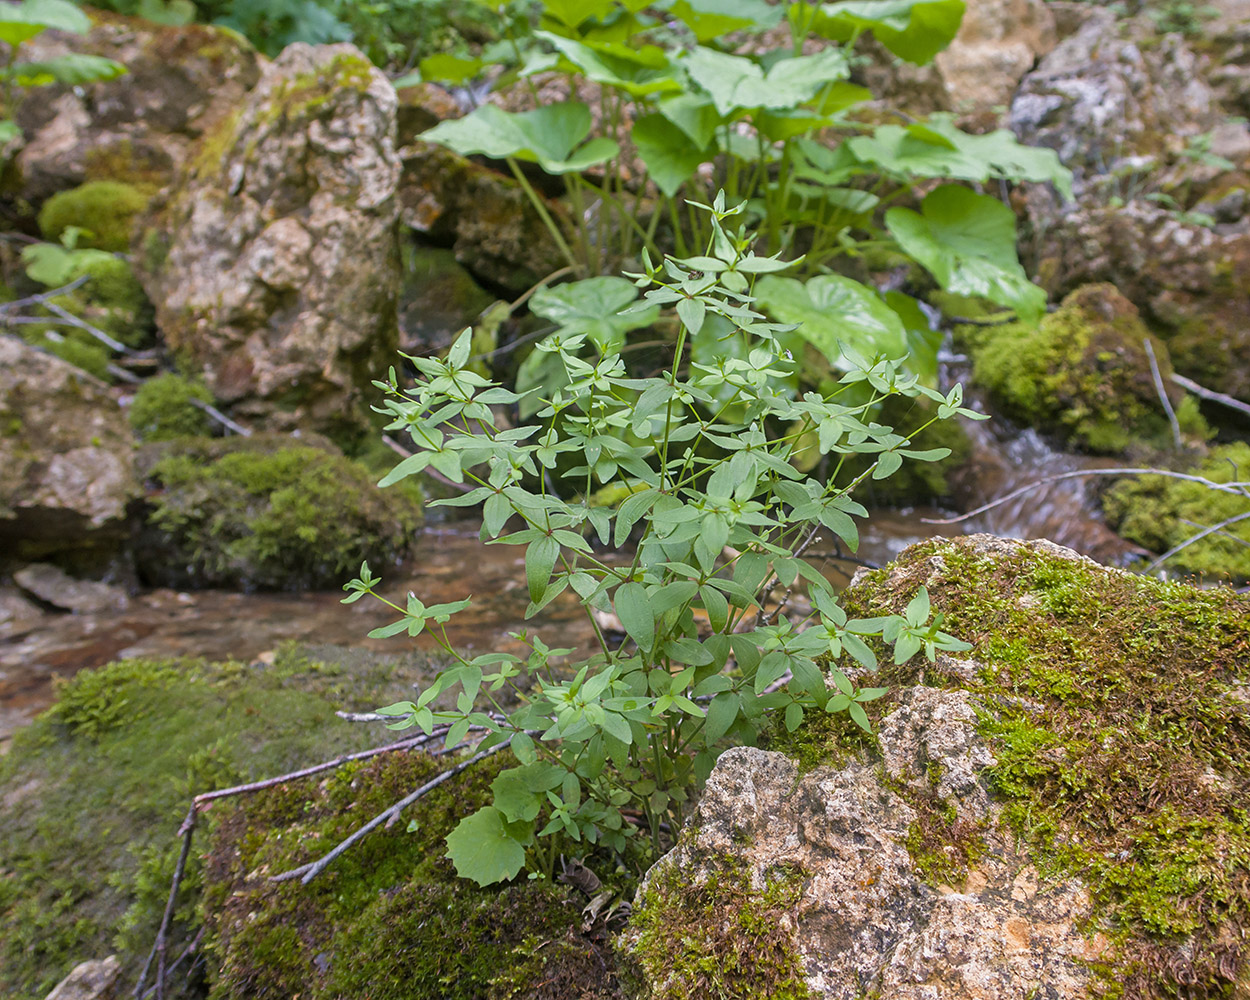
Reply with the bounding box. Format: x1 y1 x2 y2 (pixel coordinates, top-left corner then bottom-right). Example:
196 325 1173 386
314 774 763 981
0 646 450 1000
967 284 1200 453
1102 442 1250 580
137 435 422 590
37 181 153 253
128 373 216 441
841 535 1250 998
625 859 812 1000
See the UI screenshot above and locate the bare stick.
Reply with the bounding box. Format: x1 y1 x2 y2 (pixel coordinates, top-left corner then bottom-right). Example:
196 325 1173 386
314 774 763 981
135 807 195 1000
1144 339 1181 450
139 927 204 1000
188 397 252 437
42 300 132 354
271 738 514 885
0 274 89 312
1169 372 1250 419
923 469 1250 525
1144 510 1250 573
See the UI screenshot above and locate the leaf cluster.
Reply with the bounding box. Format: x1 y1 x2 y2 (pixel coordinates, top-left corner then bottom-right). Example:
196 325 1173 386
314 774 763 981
348 200 974 886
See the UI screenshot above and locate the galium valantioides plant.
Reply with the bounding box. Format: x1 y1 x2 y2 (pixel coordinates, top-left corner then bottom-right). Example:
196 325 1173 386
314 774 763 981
344 195 977 887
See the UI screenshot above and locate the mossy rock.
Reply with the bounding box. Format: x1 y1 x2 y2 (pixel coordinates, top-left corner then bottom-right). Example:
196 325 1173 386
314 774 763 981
38 181 153 253
829 535 1250 997
135 434 423 591
0 645 453 1000
203 751 619 1000
1102 442 1250 579
128 373 216 442
966 284 1197 454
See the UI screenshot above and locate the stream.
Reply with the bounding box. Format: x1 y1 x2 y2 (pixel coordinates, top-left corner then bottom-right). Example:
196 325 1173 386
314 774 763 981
0 407 1136 746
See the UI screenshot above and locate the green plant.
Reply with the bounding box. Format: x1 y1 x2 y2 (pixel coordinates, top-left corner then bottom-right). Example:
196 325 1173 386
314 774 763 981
347 198 976 886
0 0 125 150
128 372 216 441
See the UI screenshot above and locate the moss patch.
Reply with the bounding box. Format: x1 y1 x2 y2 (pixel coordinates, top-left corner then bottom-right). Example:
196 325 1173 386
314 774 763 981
626 858 812 1000
128 373 216 442
1102 442 1250 580
136 434 423 590
966 284 1197 454
203 751 618 1000
842 536 1250 998
0 645 451 1000
38 181 153 253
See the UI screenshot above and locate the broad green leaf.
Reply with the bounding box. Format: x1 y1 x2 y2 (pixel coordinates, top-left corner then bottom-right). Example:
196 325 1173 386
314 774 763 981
536 31 681 97
445 806 528 886
704 691 741 744
885 185 1046 323
530 276 657 350
657 93 723 150
808 0 965 65
666 0 784 40
0 0 90 46
422 102 618 174
633 113 709 197
491 763 565 822
682 46 850 117
418 53 485 84
615 581 655 651
13 54 126 86
541 0 615 28
755 273 908 368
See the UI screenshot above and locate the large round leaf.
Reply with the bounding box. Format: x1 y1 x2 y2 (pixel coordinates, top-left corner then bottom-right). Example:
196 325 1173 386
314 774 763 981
422 102 618 175
445 806 528 886
807 0 965 66
633 113 710 197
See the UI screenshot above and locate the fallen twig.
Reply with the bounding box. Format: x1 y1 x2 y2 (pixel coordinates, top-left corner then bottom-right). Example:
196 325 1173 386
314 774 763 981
1145 338 1181 450
0 274 89 312
188 397 251 437
42 299 132 354
923 468 1250 525
271 737 516 885
135 806 196 1000
1170 372 1250 420
1145 511 1250 573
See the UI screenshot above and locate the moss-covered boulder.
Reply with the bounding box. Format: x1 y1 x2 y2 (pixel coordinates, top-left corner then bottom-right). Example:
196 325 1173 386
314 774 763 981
966 283 1198 453
202 750 618 1000
624 535 1250 1000
127 373 216 442
38 181 153 253
137 44 402 438
1103 442 1250 579
134 434 421 591
0 646 452 1000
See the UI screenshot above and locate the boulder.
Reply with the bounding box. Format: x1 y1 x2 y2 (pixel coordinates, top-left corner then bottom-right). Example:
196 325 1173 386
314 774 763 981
43 956 120 1000
13 563 129 614
13 12 260 204
1033 203 1250 404
138 44 402 436
623 535 1250 999
0 336 137 563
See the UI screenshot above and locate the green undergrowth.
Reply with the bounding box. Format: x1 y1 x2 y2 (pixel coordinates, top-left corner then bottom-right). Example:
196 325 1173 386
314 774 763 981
841 536 1250 998
0 644 451 1000
625 858 811 1000
1102 442 1250 580
38 181 153 253
137 434 423 590
203 751 619 1000
129 373 216 442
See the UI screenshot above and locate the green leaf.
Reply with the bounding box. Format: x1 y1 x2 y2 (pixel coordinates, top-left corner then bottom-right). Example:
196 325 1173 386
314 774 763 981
886 185 1046 323
536 31 681 97
526 536 561 604
700 584 729 633
0 0 90 46
682 46 850 117
445 806 528 886
755 274 909 368
785 702 804 731
422 102 618 174
808 0 965 65
418 53 485 84
492 763 565 822
905 586 931 626
704 691 741 744
847 700 873 733
657 93 723 149
668 0 784 41
530 276 657 350
13 53 126 86
633 113 709 197
615 582 655 651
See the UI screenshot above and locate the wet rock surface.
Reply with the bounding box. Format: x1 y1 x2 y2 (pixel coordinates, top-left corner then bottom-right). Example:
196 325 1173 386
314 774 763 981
13 564 130 614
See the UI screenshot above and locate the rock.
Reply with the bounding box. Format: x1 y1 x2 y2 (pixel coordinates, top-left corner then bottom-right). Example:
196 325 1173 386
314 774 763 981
964 283 1195 453
1010 12 1221 205
399 143 570 292
43 956 120 1000
0 336 138 563
13 13 260 204
398 243 498 355
626 535 1250 999
138 44 402 436
13 564 129 614
1033 204 1250 404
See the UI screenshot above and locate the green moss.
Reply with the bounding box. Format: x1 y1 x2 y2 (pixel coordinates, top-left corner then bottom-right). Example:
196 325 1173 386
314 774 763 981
203 749 615 1000
0 645 452 1000
138 434 423 590
967 284 1195 454
842 537 1250 997
627 858 812 1000
128 373 216 442
895 783 985 889
1102 442 1250 580
767 701 877 773
24 332 112 379
37 181 153 253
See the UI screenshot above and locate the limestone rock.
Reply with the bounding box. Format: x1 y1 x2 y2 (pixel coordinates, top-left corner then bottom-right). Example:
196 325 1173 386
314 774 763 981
13 563 129 614
399 143 570 292
43 956 120 1000
1033 203 1250 403
14 13 260 203
138 44 402 435
0 337 137 562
